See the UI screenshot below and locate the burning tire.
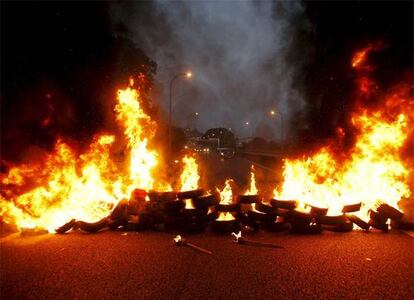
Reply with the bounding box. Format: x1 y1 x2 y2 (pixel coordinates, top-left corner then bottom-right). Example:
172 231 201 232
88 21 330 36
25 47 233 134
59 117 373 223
160 199 184 213
262 220 289 232
211 219 239 234
347 214 370 230
342 202 362 213
55 219 77 234
323 221 354 232
309 206 328 216
316 214 347 226
271 199 297 210
390 220 414 230
376 204 403 221
369 209 388 224
192 193 220 209
289 210 314 224
205 209 219 222
254 202 277 214
76 217 109 233
247 210 276 223
148 191 177 202
177 189 205 200
237 195 261 204
368 219 389 232
217 203 240 212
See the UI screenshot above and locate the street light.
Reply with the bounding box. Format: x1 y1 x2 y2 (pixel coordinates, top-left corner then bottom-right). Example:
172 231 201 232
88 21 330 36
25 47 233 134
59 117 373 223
169 71 192 156
270 108 284 143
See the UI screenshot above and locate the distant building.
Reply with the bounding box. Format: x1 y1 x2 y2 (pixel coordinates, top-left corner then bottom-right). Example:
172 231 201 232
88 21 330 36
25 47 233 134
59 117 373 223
185 127 236 158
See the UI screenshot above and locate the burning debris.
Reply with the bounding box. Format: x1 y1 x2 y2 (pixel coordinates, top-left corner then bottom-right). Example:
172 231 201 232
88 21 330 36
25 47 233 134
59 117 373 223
0 44 413 237
232 231 283 249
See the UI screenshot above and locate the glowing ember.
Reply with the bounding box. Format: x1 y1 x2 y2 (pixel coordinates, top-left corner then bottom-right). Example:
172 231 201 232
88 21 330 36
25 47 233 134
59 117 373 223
179 155 200 191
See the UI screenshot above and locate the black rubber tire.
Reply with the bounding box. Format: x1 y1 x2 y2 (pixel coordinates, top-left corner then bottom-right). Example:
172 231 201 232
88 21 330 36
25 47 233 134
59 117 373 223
271 199 297 210
368 219 389 232
369 209 388 224
181 208 208 219
76 217 109 233
323 221 354 232
217 203 240 212
342 203 362 213
255 202 277 214
376 204 403 221
205 210 219 222
236 195 262 204
289 210 314 224
248 210 277 223
160 199 184 212
177 189 205 200
347 215 370 230
317 214 347 226
55 219 77 234
310 206 328 216
390 220 414 230
192 193 220 208
109 199 128 220
148 191 177 202
211 219 239 234
262 221 289 232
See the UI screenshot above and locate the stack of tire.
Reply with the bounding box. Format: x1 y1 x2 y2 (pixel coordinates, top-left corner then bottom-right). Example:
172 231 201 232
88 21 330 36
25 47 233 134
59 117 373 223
178 189 209 233
368 203 414 232
210 199 240 234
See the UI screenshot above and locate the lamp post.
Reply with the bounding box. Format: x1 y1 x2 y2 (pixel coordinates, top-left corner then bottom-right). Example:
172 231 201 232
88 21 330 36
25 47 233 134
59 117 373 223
169 71 192 156
270 109 284 143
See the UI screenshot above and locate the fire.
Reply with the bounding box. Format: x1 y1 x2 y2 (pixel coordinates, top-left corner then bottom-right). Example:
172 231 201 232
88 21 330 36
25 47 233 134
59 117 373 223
245 165 258 195
179 155 200 191
0 135 122 232
1 79 161 232
274 44 413 219
115 83 158 193
217 179 235 221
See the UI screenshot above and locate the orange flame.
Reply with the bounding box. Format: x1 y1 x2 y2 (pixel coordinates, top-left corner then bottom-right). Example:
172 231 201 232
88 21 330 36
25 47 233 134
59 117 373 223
179 155 200 191
1 80 161 232
275 44 413 219
245 165 258 195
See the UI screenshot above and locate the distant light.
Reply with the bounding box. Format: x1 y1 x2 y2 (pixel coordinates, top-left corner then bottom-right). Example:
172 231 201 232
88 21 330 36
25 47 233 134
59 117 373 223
270 110 275 116
174 159 179 164
195 112 199 116
245 121 249 125
186 72 192 78
184 145 188 149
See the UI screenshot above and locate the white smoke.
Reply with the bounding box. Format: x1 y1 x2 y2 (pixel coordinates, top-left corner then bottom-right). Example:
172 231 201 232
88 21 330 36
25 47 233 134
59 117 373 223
110 0 311 141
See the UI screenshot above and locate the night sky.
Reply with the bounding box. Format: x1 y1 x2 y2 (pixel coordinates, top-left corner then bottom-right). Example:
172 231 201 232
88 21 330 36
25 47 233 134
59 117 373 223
1 1 413 162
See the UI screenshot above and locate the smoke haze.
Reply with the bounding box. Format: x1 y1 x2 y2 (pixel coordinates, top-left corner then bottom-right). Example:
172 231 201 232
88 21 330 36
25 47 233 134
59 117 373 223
110 0 311 141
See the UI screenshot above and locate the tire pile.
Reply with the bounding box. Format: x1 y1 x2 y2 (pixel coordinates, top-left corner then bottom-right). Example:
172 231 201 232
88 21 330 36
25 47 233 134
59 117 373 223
55 189 414 234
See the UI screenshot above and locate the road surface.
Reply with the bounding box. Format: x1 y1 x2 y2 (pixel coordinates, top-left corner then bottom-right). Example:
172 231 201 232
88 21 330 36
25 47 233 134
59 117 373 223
1 230 413 299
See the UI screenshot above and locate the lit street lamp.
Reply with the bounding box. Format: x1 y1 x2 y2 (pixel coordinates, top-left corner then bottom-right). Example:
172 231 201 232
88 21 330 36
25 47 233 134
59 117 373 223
270 108 284 143
169 71 192 156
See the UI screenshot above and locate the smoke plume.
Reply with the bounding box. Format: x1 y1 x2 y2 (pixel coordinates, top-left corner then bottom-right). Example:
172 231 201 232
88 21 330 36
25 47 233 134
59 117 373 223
110 0 311 141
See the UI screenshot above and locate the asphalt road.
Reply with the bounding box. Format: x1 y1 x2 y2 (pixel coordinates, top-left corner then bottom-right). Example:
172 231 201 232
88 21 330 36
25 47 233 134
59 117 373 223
1 230 413 299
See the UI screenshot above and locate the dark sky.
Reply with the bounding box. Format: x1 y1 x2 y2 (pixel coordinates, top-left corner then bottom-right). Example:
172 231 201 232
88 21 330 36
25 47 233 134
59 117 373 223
1 1 413 161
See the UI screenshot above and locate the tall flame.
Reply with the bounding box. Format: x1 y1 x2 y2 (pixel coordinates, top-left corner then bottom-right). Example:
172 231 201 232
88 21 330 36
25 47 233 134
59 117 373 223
217 179 235 221
1 80 161 232
274 44 413 219
179 155 200 191
115 84 158 193
245 165 258 195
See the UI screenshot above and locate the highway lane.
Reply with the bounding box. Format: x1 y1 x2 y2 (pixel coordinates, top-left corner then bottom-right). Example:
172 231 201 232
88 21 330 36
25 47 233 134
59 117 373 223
1 230 413 299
